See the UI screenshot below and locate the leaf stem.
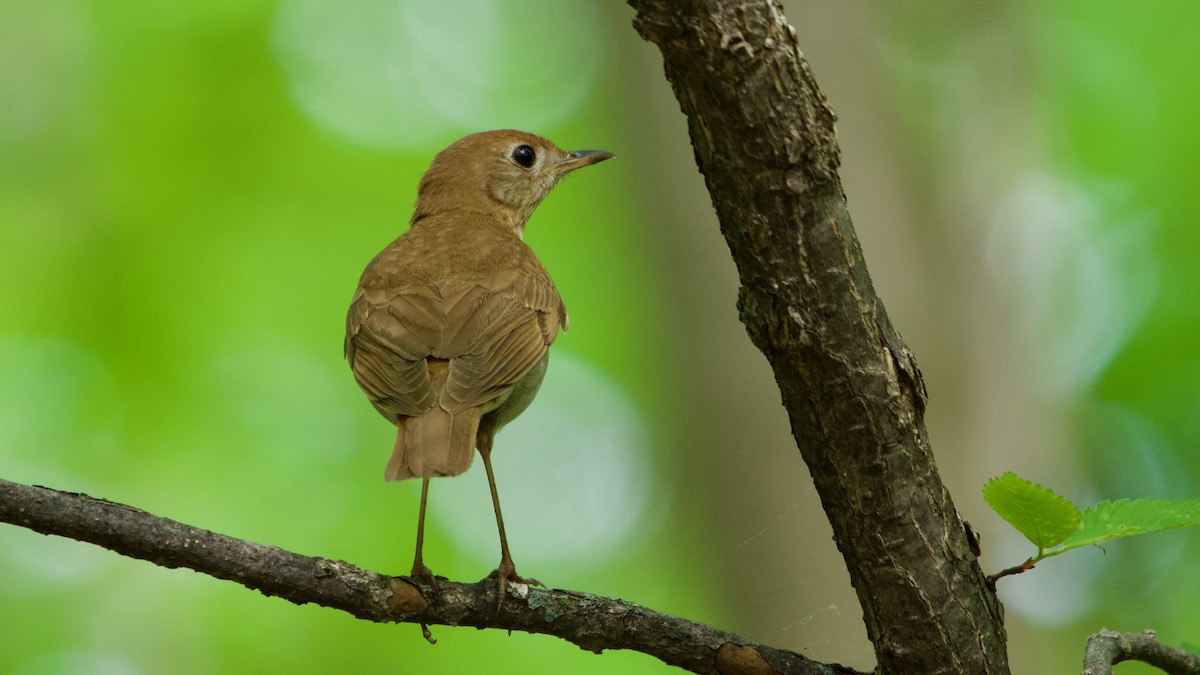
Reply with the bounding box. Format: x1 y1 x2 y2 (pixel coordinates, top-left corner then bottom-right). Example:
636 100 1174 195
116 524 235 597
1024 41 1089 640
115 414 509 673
986 557 1036 586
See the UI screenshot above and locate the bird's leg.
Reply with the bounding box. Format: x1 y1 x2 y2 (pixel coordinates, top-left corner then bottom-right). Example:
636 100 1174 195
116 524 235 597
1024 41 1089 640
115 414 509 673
478 438 541 606
406 478 438 643
410 478 439 600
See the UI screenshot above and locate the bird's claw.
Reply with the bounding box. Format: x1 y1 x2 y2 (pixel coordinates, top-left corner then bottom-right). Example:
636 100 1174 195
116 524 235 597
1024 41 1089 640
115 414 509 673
485 561 543 608
410 562 441 603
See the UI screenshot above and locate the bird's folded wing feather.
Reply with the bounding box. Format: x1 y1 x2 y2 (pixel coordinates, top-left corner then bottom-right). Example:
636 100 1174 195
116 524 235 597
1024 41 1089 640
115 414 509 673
345 283 443 417
439 264 565 413
347 252 566 418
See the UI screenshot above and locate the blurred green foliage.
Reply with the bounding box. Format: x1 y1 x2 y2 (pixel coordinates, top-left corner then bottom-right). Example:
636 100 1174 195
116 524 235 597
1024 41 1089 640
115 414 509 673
888 0 1200 671
4 0 1200 673
0 1 699 673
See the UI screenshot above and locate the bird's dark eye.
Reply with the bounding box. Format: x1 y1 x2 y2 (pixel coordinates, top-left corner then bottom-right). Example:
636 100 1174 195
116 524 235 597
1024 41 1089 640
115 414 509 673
511 144 536 168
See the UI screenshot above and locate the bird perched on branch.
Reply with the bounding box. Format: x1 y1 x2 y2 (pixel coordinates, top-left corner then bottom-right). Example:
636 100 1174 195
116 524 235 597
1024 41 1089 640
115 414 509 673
345 130 612 603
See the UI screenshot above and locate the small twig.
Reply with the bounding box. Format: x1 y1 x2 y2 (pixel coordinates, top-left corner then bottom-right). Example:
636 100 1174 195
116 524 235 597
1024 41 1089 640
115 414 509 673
986 558 1037 586
1082 628 1200 675
0 478 861 675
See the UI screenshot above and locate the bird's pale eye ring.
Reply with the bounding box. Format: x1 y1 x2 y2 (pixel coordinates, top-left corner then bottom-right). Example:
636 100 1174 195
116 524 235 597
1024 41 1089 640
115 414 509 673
511 144 536 168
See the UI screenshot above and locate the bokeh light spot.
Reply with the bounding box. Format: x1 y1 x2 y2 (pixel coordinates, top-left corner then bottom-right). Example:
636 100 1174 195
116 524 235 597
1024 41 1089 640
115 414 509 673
428 351 656 570
272 0 604 150
185 342 362 540
0 337 124 588
201 343 357 470
985 173 1157 396
0 336 123 486
0 0 91 145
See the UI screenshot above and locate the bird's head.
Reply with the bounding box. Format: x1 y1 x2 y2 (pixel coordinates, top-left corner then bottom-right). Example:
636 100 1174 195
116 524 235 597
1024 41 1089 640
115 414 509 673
414 130 613 236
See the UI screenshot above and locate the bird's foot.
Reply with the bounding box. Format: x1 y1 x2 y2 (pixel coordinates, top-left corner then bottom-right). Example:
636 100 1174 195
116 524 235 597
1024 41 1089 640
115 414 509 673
484 559 542 608
403 562 441 638
410 561 441 603
408 562 441 644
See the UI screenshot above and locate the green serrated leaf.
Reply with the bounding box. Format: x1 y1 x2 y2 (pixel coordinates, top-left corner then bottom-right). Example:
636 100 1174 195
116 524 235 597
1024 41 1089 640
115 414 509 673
983 472 1081 551
1051 498 1200 554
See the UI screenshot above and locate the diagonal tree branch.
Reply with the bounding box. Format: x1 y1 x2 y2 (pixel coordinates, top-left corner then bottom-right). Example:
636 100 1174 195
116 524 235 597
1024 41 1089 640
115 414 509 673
0 478 861 675
625 1 1008 673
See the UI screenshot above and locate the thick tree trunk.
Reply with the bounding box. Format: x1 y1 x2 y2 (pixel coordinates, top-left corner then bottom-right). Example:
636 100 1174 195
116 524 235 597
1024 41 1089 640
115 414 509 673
626 1 1010 673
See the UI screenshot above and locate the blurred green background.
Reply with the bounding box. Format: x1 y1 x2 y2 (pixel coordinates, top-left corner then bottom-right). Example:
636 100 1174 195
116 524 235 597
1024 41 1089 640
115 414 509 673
1 0 1197 673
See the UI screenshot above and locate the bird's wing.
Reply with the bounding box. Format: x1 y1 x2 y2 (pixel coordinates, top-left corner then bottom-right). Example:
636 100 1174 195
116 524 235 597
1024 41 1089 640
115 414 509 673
345 283 443 419
437 263 565 412
506 265 570 340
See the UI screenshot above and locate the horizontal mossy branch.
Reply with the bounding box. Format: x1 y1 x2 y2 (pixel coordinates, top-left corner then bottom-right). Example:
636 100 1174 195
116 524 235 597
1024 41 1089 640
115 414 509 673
0 478 860 675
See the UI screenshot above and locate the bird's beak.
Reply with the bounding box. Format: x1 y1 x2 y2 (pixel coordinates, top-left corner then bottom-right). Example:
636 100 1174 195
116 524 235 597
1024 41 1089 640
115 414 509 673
556 149 614 173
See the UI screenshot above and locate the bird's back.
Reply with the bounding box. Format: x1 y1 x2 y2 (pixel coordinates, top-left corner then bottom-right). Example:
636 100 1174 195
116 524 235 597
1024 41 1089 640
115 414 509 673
345 214 566 480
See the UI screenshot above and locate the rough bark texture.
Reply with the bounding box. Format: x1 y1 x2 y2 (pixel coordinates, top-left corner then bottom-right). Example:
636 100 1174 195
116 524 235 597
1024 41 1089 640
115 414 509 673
1081 629 1200 675
625 1 1009 673
0 478 862 675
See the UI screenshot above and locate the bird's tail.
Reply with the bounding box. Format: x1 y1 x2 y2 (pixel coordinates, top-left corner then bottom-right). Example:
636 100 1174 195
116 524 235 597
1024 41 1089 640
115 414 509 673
385 361 480 481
